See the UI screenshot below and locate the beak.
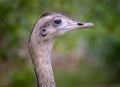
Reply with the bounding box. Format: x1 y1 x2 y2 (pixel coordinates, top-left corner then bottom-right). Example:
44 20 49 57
65 20 94 32
58 19 94 35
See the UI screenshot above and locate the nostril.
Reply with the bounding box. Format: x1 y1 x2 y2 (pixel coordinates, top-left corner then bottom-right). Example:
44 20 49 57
77 22 84 25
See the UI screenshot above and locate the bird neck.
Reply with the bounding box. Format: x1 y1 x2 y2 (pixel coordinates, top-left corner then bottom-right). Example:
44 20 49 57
29 40 56 87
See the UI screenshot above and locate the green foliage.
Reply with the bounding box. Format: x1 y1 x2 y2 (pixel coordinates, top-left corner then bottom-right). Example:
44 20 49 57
10 68 35 87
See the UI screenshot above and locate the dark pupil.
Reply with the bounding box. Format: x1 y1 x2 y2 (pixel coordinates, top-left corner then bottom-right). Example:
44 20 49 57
42 29 46 32
54 19 61 24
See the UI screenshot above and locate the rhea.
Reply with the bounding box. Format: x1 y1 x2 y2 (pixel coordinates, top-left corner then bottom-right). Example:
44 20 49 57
28 12 94 87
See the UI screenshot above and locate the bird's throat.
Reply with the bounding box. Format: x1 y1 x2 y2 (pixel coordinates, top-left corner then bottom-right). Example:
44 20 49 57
29 40 55 87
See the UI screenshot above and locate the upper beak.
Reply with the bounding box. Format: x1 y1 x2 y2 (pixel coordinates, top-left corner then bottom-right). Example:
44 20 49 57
63 20 94 32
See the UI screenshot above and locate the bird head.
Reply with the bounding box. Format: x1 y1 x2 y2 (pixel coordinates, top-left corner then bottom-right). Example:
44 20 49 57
29 12 94 42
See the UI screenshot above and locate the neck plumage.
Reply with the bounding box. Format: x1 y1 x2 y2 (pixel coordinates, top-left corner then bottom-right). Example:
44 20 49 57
29 40 55 87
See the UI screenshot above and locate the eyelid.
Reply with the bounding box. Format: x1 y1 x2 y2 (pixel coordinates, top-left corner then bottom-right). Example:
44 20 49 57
51 16 67 28
52 18 62 27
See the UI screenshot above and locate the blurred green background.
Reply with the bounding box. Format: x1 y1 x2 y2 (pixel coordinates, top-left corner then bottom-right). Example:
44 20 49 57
0 0 120 87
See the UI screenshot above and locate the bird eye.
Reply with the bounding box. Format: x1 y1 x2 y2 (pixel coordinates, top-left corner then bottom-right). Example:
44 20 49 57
40 28 47 37
54 19 61 24
52 18 62 28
